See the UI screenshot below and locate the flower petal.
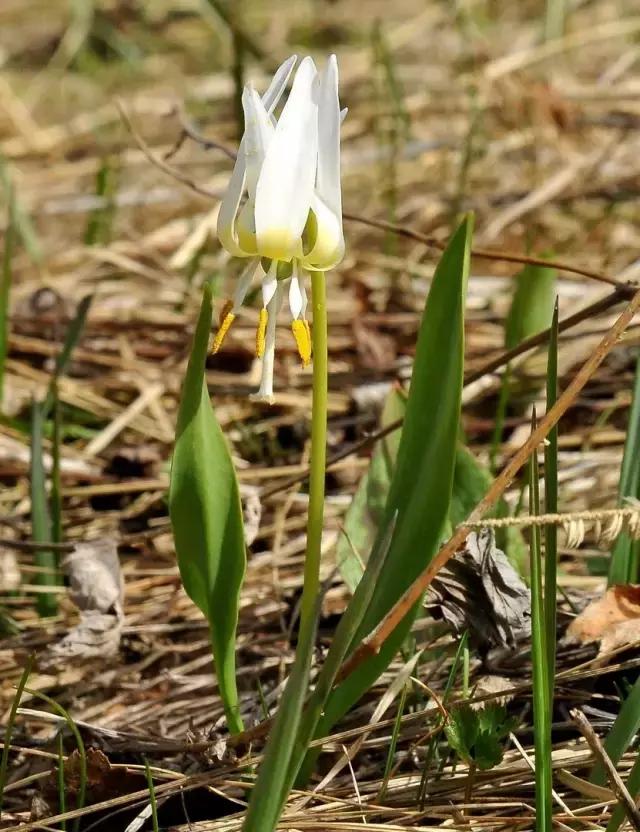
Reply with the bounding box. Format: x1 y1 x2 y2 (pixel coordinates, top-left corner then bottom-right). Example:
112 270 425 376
232 258 260 311
216 56 296 257
255 57 319 261
288 263 303 319
301 193 345 270
316 55 343 221
261 259 278 308
253 284 283 404
242 87 275 200
262 55 297 111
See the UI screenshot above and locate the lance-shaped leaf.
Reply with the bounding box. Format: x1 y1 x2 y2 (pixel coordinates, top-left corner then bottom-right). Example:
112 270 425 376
169 285 246 733
298 214 473 782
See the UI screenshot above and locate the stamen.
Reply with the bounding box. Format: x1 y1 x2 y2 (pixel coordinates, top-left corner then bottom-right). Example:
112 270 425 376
211 303 235 353
291 319 312 367
256 308 268 358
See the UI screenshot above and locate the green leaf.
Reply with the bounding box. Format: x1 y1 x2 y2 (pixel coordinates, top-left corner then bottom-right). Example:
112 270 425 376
336 388 404 592
43 295 94 416
445 704 515 771
609 354 640 585
505 263 556 351
591 675 640 787
491 262 556 468
299 214 474 782
169 285 246 733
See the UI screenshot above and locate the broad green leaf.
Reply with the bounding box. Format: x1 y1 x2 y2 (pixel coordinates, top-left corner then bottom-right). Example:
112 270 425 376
491 262 556 467
445 704 516 772
609 355 640 585
337 388 404 592
169 285 246 733
299 215 474 782
505 263 556 352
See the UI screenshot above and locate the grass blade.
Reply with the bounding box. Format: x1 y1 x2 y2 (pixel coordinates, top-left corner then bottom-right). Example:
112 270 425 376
30 400 58 617
0 656 34 819
57 733 67 831
169 284 246 733
43 295 94 415
50 379 63 544
529 411 553 832
544 299 559 698
143 758 160 832
608 354 640 585
606 743 640 832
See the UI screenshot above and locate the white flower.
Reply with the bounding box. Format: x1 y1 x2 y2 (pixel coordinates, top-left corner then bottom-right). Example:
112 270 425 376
213 54 344 402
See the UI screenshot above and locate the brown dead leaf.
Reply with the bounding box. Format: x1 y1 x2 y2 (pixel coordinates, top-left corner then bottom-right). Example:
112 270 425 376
425 528 531 649
44 748 142 804
566 585 640 656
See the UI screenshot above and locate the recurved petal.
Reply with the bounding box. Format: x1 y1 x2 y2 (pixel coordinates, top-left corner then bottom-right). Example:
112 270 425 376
255 57 319 262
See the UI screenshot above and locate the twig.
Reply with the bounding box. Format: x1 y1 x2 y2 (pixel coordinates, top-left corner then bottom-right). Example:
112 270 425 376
164 104 237 162
571 708 640 832
337 286 640 682
115 100 219 200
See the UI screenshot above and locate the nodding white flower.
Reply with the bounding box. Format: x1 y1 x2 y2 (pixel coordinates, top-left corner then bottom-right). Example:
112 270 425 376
213 54 344 402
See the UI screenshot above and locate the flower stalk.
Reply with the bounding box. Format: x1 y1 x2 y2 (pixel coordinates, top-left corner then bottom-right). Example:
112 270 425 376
299 271 328 639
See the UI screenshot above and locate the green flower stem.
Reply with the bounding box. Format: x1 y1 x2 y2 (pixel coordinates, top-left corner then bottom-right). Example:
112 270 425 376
299 271 328 640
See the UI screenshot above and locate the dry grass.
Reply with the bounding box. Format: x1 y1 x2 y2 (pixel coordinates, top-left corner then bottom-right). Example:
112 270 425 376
1 0 640 829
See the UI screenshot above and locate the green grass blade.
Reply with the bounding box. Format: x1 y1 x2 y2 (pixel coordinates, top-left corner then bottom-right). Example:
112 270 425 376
84 158 116 247
242 601 321 832
529 412 553 832
0 656 34 819
144 758 160 832
606 745 640 832
30 400 58 617
169 285 246 733
57 733 67 831
544 300 559 699
0 200 15 411
23 687 86 832
591 676 640 786
301 214 473 779
43 295 93 415
609 354 640 585
378 682 408 801
50 380 63 544
0 157 43 265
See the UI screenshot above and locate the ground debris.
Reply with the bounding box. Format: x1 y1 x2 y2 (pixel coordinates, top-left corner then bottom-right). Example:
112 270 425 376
426 528 531 648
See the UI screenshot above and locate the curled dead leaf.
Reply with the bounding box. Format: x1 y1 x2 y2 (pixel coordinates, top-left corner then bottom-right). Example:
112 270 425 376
566 584 640 657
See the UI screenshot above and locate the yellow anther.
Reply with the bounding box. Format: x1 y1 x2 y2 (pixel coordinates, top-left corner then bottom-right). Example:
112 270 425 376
291 319 312 367
219 299 234 327
211 303 235 354
256 308 268 358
